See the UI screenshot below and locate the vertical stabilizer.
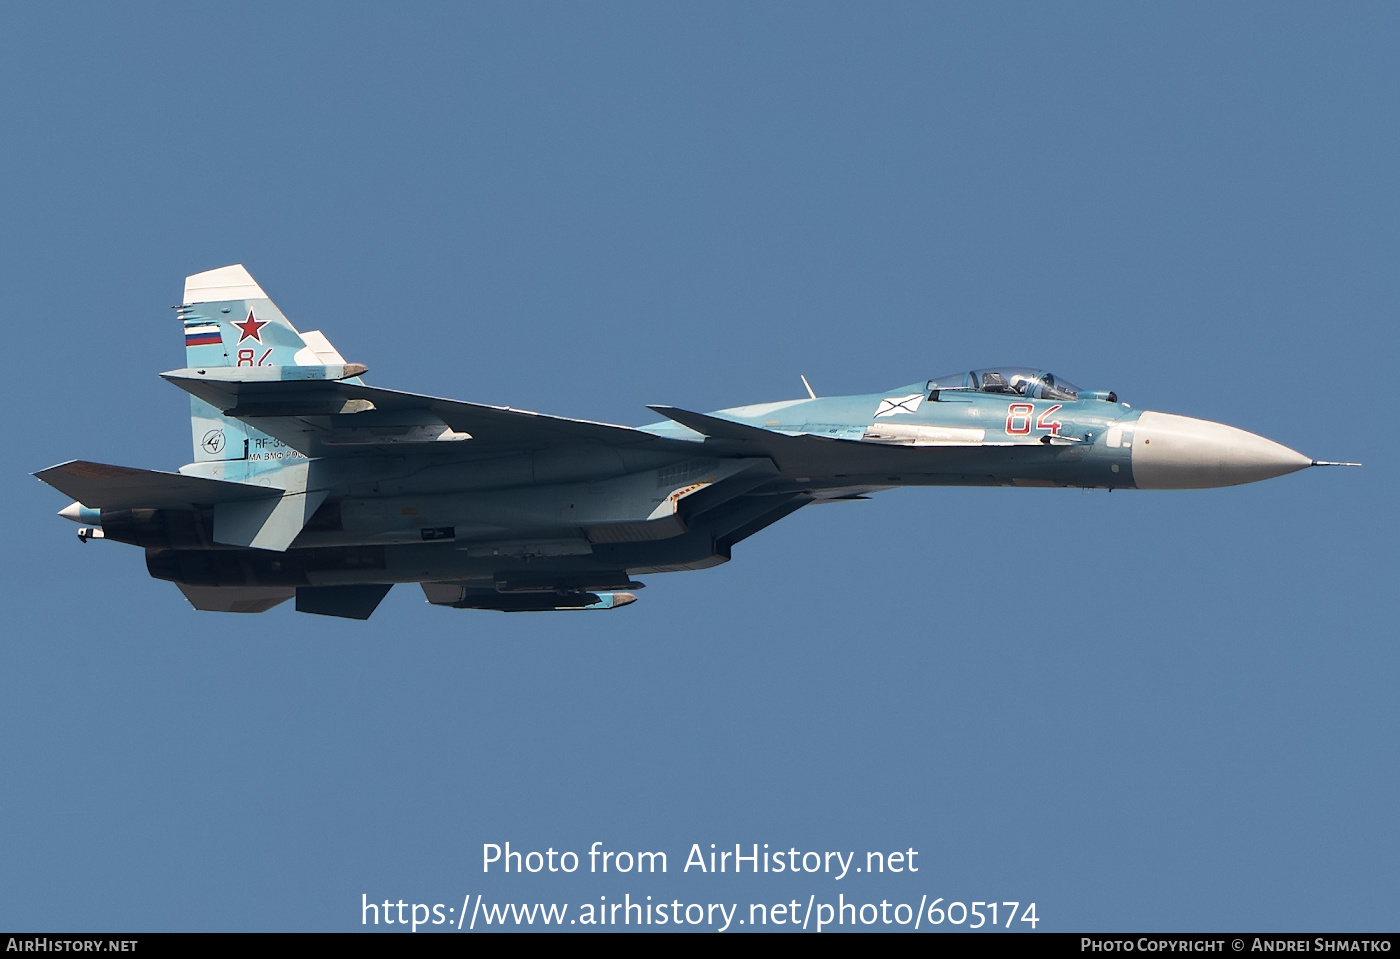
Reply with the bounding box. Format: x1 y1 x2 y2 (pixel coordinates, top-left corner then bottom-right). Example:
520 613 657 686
179 264 310 375
176 265 355 468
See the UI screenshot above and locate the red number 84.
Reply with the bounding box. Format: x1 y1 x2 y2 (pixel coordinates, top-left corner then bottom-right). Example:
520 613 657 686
1006 403 1062 435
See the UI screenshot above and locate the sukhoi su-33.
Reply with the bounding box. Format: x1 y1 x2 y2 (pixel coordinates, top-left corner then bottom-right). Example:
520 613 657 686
35 265 1358 619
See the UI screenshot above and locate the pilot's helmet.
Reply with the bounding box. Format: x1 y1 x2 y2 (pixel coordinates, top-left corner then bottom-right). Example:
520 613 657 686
1008 373 1034 396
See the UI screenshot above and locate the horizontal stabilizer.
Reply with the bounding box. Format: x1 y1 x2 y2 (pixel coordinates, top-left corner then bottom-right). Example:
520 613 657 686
34 461 278 510
165 364 367 388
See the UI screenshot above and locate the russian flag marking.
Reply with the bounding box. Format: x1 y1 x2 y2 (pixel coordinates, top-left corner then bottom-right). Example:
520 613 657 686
184 323 222 347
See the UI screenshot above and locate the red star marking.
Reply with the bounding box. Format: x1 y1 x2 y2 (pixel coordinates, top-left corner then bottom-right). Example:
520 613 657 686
233 311 268 343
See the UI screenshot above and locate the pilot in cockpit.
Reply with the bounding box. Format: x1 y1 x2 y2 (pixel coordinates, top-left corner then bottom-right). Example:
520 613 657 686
1008 373 1035 396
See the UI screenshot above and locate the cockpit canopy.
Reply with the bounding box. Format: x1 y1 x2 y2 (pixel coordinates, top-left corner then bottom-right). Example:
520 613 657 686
927 367 1083 401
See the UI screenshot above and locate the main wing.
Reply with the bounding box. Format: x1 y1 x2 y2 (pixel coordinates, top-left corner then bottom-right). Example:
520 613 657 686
161 368 706 456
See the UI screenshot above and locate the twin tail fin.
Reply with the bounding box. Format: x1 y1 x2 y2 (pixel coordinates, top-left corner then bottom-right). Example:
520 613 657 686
177 265 358 464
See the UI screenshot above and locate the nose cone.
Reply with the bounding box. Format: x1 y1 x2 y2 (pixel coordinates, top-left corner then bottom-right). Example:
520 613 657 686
1131 411 1312 489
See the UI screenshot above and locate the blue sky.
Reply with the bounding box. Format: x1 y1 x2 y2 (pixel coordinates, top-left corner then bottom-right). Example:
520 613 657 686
2 3 1395 932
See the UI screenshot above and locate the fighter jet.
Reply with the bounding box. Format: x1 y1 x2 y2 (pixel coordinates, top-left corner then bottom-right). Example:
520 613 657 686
34 265 1358 619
